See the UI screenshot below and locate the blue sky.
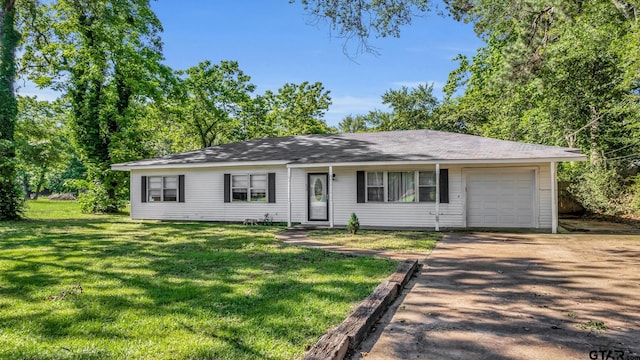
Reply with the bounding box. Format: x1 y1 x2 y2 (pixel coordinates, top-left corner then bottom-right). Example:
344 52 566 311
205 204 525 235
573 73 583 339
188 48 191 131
18 0 484 127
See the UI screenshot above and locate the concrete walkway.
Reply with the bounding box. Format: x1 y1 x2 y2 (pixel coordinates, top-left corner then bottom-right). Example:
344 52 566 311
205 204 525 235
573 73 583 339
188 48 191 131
274 229 428 262
353 232 640 359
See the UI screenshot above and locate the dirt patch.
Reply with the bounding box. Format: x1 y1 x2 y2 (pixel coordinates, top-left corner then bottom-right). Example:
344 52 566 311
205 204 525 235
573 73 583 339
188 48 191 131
561 217 640 234
354 233 640 360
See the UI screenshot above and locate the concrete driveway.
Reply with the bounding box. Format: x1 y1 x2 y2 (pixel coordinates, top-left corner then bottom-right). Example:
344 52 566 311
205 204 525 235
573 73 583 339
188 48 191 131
354 233 640 360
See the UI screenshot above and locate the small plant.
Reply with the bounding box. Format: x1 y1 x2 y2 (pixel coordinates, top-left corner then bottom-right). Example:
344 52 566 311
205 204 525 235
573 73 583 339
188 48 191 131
567 312 577 319
347 212 360 235
576 320 607 331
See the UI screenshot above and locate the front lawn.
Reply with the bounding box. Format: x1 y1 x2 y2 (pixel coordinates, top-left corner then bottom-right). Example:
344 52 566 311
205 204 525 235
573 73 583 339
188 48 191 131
306 229 442 253
0 200 397 359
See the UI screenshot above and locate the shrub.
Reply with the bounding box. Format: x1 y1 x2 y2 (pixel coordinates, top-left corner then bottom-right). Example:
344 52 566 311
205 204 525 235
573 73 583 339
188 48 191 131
570 167 625 215
78 183 123 213
631 175 640 213
347 212 360 235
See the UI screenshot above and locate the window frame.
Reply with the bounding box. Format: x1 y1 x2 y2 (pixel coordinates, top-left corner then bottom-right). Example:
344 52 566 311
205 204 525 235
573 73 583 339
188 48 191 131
230 173 268 203
418 171 437 203
364 170 439 203
365 171 385 202
147 175 179 202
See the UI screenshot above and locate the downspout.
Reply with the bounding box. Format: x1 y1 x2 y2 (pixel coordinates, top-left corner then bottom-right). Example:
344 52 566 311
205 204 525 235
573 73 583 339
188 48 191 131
550 161 558 234
287 167 292 228
329 165 334 228
435 163 440 231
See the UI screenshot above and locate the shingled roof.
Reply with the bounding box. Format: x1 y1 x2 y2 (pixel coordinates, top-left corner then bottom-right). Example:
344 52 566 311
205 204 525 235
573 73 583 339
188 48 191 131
112 130 585 169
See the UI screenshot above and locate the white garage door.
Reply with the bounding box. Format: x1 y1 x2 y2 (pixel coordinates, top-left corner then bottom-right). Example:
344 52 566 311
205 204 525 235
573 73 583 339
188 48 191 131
467 169 535 228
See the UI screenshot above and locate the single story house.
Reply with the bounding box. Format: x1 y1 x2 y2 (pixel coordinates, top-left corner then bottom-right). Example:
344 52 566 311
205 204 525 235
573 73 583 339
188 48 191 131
111 130 586 233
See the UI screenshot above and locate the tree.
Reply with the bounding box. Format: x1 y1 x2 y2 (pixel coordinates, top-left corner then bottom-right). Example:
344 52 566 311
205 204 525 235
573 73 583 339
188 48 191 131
378 83 440 130
0 0 23 219
440 1 640 213
338 114 371 133
294 0 430 56
15 96 67 199
299 0 640 214
176 60 256 149
265 81 333 136
338 84 446 133
22 0 167 213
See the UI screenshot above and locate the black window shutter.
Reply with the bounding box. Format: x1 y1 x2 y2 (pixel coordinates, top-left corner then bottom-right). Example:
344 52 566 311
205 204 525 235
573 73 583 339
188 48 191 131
141 176 147 203
268 173 276 203
439 169 449 204
178 175 185 202
224 174 231 203
356 171 365 203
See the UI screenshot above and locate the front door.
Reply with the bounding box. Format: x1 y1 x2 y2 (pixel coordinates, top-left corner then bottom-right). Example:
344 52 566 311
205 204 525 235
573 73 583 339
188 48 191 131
308 173 329 221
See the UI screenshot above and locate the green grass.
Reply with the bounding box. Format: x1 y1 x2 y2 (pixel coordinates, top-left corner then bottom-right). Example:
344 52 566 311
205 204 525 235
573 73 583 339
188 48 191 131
306 229 442 253
0 200 397 359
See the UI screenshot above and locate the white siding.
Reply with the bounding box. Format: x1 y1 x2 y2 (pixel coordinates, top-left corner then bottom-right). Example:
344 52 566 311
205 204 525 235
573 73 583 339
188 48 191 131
290 165 465 228
131 166 288 222
538 164 552 229
128 161 554 230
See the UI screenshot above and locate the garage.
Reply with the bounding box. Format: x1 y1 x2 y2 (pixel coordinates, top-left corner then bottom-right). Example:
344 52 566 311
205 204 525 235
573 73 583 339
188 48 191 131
466 169 536 228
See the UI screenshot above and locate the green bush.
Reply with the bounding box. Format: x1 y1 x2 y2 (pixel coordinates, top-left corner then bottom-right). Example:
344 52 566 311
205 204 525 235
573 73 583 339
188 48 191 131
347 212 360 235
570 168 626 215
631 175 640 213
78 183 122 213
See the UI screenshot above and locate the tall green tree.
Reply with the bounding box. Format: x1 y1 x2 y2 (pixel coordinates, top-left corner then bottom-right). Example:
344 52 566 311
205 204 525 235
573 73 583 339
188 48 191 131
295 0 429 56
338 113 372 133
22 0 167 213
300 0 640 214
15 96 67 199
377 83 440 130
177 60 256 149
0 0 23 219
439 1 640 213
265 81 333 136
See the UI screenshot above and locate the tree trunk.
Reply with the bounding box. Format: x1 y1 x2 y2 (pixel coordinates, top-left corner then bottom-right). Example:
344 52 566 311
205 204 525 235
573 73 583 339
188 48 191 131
589 106 602 167
22 173 31 200
33 169 46 200
0 0 22 219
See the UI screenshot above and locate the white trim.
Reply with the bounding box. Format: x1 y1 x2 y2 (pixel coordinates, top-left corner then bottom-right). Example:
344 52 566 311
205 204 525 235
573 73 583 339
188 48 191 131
435 163 440 231
287 167 292 228
329 165 334 228
286 157 586 168
551 161 558 234
113 156 586 171
112 160 290 171
533 166 540 228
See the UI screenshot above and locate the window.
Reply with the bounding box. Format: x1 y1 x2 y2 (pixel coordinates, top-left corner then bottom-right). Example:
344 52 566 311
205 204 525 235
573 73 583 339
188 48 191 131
148 176 178 202
388 172 415 202
366 172 384 202
231 174 267 202
418 171 436 202
357 170 447 204
163 177 178 202
250 174 267 202
231 175 248 201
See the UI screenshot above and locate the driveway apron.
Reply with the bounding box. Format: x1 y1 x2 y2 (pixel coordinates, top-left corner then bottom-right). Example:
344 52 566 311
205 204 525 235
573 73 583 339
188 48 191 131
355 233 640 360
